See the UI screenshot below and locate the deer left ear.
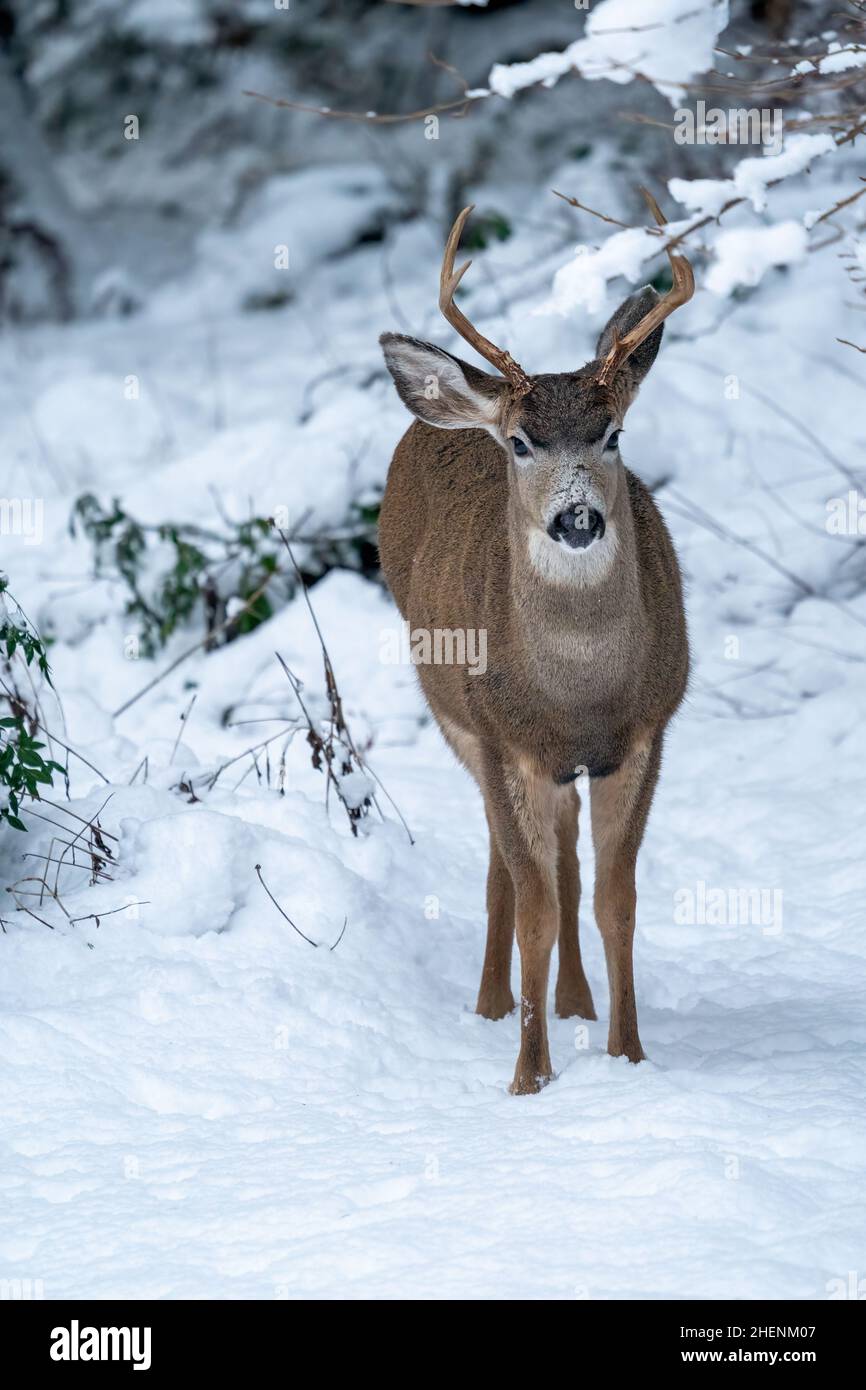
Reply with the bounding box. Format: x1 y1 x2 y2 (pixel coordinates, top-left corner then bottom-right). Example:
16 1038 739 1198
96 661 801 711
379 333 507 433
596 287 664 388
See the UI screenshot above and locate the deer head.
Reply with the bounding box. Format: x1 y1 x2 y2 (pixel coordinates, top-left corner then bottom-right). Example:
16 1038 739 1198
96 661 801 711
381 199 694 563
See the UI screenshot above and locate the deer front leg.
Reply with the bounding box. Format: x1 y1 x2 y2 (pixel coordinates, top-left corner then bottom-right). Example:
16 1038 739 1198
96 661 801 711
483 753 561 1095
554 788 596 1021
594 852 643 1061
476 831 515 1020
511 861 559 1093
589 735 662 1062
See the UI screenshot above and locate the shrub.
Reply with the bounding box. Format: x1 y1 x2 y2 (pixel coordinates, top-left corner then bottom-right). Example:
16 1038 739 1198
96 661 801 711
71 492 382 657
0 578 66 832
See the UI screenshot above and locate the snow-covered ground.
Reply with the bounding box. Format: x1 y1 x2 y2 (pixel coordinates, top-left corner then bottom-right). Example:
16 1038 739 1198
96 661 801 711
2 109 866 1297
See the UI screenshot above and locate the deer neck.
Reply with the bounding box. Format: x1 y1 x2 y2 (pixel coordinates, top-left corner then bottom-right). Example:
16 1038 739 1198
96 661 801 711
506 479 643 697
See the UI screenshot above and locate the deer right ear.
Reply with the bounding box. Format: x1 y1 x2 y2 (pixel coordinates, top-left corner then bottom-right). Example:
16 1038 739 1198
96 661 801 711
380 333 505 433
596 287 664 389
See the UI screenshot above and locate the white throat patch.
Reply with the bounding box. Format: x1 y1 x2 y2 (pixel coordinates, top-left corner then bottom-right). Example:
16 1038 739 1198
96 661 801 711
526 521 618 588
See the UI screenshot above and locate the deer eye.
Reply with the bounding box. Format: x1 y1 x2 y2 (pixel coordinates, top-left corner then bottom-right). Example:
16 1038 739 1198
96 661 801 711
510 437 529 457
605 430 621 451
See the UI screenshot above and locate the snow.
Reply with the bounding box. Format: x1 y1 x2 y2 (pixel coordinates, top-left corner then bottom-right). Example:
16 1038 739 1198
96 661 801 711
122 808 258 938
2 543 866 1296
705 221 809 295
667 177 733 219
4 264 866 1294
153 166 400 319
726 133 836 214
32 374 170 483
2 2 866 1304
669 134 837 217
793 42 866 76
545 131 840 321
542 227 661 317
542 206 815 319
488 0 729 106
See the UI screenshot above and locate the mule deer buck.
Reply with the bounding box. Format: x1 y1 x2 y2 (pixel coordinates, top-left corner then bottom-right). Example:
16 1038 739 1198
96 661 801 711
378 197 693 1094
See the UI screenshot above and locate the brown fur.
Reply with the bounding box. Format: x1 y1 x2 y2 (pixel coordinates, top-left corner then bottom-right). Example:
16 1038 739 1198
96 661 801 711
378 296 688 1094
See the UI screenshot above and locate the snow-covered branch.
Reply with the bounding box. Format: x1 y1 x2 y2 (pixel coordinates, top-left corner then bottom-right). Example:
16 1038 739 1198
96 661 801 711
488 0 729 106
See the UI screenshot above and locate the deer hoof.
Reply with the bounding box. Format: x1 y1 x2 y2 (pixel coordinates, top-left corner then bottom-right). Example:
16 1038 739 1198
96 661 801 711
608 1037 645 1064
509 1064 554 1096
475 989 515 1021
554 980 597 1021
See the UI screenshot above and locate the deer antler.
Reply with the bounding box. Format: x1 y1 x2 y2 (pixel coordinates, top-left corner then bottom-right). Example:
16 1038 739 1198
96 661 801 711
596 188 695 389
439 205 532 399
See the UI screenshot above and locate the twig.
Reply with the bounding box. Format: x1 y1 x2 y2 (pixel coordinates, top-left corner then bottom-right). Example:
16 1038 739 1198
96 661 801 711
23 851 113 883
128 755 149 785
169 694 197 765
39 798 119 840
204 724 301 792
810 179 866 228
50 794 114 896
243 87 474 126
246 46 474 130
9 902 56 931
254 864 318 946
69 902 149 927
272 525 414 844
8 876 71 919
552 190 639 231
23 805 119 850
274 653 360 830
329 917 349 952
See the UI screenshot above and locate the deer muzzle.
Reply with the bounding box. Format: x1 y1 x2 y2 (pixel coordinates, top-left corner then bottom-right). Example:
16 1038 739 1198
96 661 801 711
547 505 606 550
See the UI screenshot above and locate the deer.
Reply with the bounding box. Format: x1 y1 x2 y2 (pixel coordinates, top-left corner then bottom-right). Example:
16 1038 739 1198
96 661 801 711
378 196 694 1094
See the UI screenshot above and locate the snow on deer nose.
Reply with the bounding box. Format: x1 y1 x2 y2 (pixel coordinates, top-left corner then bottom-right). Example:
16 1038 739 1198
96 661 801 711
548 505 606 549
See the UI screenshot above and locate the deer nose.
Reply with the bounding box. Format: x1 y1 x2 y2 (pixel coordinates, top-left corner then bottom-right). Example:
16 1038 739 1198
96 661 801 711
548 506 606 549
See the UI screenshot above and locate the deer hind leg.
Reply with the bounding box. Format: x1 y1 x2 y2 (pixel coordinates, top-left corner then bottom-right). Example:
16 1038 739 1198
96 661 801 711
554 788 596 1021
476 826 515 1020
482 751 561 1095
590 734 663 1063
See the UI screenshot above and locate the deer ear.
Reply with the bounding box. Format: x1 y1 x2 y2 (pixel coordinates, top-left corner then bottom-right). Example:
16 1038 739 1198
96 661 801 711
596 287 664 388
380 333 505 432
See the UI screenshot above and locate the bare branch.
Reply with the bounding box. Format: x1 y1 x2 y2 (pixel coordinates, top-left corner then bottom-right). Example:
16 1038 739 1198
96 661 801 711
552 189 638 231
